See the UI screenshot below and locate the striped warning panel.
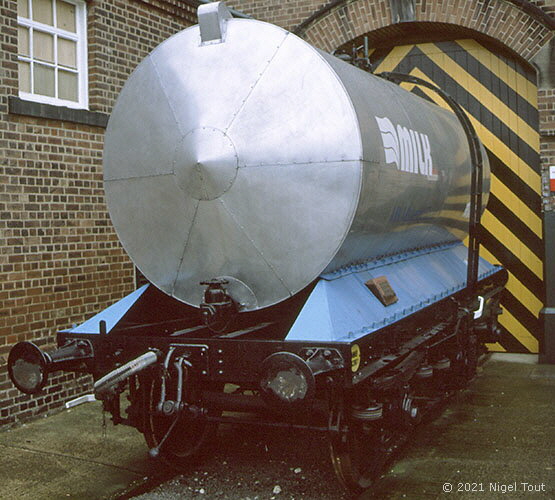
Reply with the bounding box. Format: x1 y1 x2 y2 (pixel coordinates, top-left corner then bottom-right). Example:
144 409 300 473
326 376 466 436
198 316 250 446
369 39 543 353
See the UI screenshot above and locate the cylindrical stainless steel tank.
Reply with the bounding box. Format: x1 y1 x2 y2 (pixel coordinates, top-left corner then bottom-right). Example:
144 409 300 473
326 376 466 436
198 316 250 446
103 10 490 311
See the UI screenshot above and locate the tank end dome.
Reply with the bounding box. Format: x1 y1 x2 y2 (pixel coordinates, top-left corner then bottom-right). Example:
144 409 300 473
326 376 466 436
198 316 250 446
173 127 238 201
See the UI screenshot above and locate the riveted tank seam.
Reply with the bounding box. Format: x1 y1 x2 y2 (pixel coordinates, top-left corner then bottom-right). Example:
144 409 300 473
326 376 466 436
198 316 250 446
223 19 289 136
312 48 364 163
104 172 175 183
150 53 203 298
149 56 187 140
170 200 201 297
171 141 180 188
216 198 293 296
216 129 239 197
102 55 178 183
236 159 370 169
302 45 364 273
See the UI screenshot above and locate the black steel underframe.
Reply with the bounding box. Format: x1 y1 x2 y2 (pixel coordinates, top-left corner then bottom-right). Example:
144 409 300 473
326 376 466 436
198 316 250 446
57 267 506 396
204 415 332 432
49 269 508 446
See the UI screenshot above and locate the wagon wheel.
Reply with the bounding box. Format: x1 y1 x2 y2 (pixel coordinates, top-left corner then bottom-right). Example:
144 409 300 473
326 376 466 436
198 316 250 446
329 403 399 495
143 373 218 467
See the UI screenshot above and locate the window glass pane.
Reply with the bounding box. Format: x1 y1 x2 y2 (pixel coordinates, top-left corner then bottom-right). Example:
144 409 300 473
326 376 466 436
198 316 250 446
34 63 55 97
33 30 54 63
58 69 78 101
56 0 76 33
18 26 30 56
18 0 29 18
58 38 76 68
20 0 85 104
32 0 53 26
18 61 31 93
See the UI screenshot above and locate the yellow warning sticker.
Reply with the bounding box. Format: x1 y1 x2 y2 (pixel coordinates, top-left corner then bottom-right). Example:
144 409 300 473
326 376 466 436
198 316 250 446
351 344 361 372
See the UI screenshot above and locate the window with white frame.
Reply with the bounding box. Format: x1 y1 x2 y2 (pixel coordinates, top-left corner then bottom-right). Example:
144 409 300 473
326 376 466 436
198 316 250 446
17 0 88 108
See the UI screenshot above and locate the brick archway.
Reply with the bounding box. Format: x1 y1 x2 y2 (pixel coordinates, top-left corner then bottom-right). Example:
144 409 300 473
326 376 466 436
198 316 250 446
297 0 553 61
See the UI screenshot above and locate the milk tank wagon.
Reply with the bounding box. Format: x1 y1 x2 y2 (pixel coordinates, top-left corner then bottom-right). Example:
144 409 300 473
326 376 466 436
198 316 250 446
7 2 507 494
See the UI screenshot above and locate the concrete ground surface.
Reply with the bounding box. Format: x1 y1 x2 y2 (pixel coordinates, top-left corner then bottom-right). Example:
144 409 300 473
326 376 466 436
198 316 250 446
0 354 553 500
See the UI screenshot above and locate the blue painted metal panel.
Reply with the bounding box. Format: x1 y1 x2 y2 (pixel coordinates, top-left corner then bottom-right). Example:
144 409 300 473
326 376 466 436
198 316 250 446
285 243 499 342
61 285 149 334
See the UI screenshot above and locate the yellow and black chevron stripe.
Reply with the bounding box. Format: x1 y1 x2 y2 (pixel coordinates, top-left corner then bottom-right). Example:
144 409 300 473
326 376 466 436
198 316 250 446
369 39 542 353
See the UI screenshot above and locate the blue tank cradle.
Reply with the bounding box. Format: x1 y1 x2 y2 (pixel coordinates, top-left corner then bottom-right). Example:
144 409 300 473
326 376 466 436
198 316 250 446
285 242 500 342
61 284 149 335
62 242 500 340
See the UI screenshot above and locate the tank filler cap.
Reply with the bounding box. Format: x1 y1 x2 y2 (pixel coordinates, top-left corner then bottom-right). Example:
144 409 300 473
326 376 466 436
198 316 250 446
198 1 232 45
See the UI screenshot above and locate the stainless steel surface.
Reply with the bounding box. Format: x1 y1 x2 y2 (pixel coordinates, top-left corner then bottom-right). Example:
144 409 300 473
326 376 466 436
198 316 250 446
198 2 232 44
103 8 489 311
319 51 490 270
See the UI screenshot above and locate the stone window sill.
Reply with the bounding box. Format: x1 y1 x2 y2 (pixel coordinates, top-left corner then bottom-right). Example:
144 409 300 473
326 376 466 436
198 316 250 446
8 96 109 128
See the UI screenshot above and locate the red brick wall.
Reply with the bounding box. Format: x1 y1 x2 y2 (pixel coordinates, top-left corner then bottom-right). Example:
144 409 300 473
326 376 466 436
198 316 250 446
0 0 193 427
530 0 555 17
228 0 327 31
231 0 554 35
294 0 553 58
540 88 555 210
535 0 555 208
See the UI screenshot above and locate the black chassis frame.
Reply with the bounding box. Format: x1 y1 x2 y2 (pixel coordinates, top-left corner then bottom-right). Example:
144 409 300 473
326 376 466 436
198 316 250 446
55 266 507 430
